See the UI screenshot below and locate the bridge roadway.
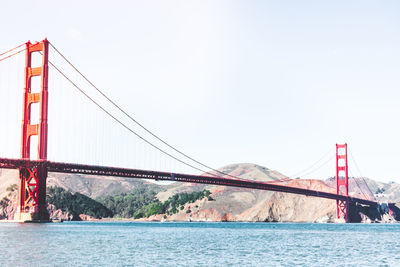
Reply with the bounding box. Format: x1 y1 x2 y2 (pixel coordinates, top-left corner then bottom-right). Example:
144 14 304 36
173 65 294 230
0 157 378 207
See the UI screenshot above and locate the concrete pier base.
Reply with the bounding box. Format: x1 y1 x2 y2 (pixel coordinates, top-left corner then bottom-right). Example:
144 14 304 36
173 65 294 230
14 209 50 223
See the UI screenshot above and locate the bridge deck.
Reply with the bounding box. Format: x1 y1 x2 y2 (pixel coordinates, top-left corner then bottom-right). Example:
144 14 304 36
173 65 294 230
0 157 378 206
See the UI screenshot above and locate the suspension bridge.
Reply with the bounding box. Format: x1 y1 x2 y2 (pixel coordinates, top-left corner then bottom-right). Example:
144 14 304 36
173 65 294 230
0 39 382 223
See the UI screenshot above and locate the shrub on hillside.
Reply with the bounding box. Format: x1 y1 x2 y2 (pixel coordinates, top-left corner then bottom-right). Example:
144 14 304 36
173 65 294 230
47 186 113 219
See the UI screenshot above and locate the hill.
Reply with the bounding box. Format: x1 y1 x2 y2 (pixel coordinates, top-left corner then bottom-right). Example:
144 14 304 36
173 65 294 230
0 169 157 199
153 163 338 222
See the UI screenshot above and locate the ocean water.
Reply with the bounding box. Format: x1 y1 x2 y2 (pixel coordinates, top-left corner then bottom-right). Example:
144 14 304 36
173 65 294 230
0 222 399 266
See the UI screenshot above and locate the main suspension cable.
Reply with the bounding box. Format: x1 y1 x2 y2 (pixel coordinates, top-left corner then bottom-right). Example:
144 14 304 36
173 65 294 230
48 41 263 180
288 147 334 179
0 48 26 62
0 43 25 57
47 42 338 184
348 148 375 200
297 154 335 179
348 168 369 200
47 59 215 175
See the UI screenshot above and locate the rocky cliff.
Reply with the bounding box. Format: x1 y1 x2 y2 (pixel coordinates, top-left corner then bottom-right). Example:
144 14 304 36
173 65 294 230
152 164 338 222
0 189 74 221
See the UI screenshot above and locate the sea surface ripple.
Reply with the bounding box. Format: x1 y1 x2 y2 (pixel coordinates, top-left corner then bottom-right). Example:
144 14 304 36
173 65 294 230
0 222 399 266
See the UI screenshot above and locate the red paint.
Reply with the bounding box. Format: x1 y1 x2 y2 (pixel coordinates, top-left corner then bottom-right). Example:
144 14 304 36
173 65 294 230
336 143 349 222
15 39 49 221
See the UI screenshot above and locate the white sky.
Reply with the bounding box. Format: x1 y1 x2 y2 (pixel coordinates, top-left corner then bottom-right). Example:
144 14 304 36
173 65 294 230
1 0 400 182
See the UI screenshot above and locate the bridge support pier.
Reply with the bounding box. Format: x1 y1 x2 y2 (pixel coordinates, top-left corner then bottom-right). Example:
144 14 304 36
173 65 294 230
14 164 49 222
14 39 50 222
336 198 349 222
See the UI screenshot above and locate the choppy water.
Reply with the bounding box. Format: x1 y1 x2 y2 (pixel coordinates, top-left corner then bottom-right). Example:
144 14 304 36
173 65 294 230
0 222 399 266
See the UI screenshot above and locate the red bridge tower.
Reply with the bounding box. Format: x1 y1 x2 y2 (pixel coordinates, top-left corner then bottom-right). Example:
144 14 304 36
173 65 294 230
336 143 349 222
14 39 50 222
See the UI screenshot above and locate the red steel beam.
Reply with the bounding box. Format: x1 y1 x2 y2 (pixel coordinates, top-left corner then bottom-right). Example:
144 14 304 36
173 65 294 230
0 157 378 207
